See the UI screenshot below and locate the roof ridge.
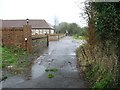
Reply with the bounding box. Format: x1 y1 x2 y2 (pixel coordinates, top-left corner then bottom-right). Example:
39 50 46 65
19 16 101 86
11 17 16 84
2 19 54 29
2 19 45 21
43 20 51 27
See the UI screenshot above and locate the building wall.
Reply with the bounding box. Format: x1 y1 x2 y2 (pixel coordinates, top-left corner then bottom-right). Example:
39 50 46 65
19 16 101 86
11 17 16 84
51 30 54 34
1 26 49 52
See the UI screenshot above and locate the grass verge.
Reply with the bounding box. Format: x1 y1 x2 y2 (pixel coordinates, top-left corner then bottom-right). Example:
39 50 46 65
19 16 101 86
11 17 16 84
73 35 86 40
76 44 117 88
1 46 32 79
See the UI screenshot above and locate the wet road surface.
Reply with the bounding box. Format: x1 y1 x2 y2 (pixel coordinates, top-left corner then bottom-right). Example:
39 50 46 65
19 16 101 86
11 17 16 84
3 36 86 88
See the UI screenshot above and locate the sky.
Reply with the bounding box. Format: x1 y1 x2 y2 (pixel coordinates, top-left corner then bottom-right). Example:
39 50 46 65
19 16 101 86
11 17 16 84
0 0 87 27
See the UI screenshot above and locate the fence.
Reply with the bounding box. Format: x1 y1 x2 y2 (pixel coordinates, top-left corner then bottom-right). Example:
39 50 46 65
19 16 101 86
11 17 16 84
48 34 65 41
1 25 32 52
1 26 65 52
31 35 48 53
31 34 65 52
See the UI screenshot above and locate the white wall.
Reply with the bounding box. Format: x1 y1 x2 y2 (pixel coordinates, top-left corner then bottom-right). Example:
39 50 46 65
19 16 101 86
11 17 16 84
51 30 54 34
32 29 54 35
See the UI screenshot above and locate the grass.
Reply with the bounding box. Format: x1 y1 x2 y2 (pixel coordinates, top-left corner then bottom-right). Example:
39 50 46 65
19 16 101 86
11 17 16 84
45 68 58 72
45 68 58 79
76 44 117 88
48 74 54 79
1 46 27 68
93 73 113 88
1 46 31 76
85 64 114 88
73 35 86 40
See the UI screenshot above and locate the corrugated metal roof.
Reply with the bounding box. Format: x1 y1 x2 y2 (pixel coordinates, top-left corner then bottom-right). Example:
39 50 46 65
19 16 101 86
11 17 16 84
2 19 54 29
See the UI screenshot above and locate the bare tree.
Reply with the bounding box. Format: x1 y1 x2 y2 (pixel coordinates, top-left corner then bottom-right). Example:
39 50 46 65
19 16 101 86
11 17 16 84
54 16 59 33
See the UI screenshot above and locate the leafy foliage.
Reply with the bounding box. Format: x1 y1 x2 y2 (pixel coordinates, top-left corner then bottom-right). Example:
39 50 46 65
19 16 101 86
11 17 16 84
56 22 87 36
48 74 54 79
56 22 68 33
76 2 120 88
92 3 120 87
76 44 117 88
92 2 120 42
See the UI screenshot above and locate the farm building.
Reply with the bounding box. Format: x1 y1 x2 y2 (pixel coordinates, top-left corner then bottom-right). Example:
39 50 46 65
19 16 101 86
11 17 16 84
2 19 55 35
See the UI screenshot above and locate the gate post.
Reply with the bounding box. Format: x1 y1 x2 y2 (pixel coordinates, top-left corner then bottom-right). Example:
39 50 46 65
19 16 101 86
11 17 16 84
23 25 32 52
47 34 49 47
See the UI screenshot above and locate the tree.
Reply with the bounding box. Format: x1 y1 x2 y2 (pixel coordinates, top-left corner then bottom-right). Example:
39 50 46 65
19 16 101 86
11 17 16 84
85 2 96 46
54 16 59 33
56 22 87 36
56 22 69 33
91 2 120 87
68 23 78 35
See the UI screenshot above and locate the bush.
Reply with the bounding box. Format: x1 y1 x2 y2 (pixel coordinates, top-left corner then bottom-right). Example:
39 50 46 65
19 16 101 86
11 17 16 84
76 44 117 88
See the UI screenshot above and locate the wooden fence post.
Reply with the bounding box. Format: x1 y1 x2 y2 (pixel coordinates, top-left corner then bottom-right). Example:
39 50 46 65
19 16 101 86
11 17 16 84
58 34 59 40
23 25 32 52
47 34 49 47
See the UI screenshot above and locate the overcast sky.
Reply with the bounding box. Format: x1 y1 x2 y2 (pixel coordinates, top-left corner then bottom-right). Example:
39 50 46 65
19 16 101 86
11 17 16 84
0 0 87 27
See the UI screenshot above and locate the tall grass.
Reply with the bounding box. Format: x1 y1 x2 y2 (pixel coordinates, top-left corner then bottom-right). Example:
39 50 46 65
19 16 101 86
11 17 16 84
76 43 117 88
1 46 31 75
73 35 86 40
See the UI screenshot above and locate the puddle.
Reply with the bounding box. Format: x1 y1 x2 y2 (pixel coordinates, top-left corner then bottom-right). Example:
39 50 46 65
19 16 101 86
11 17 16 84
2 36 86 88
34 56 45 63
69 52 76 56
2 75 25 87
32 64 46 79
